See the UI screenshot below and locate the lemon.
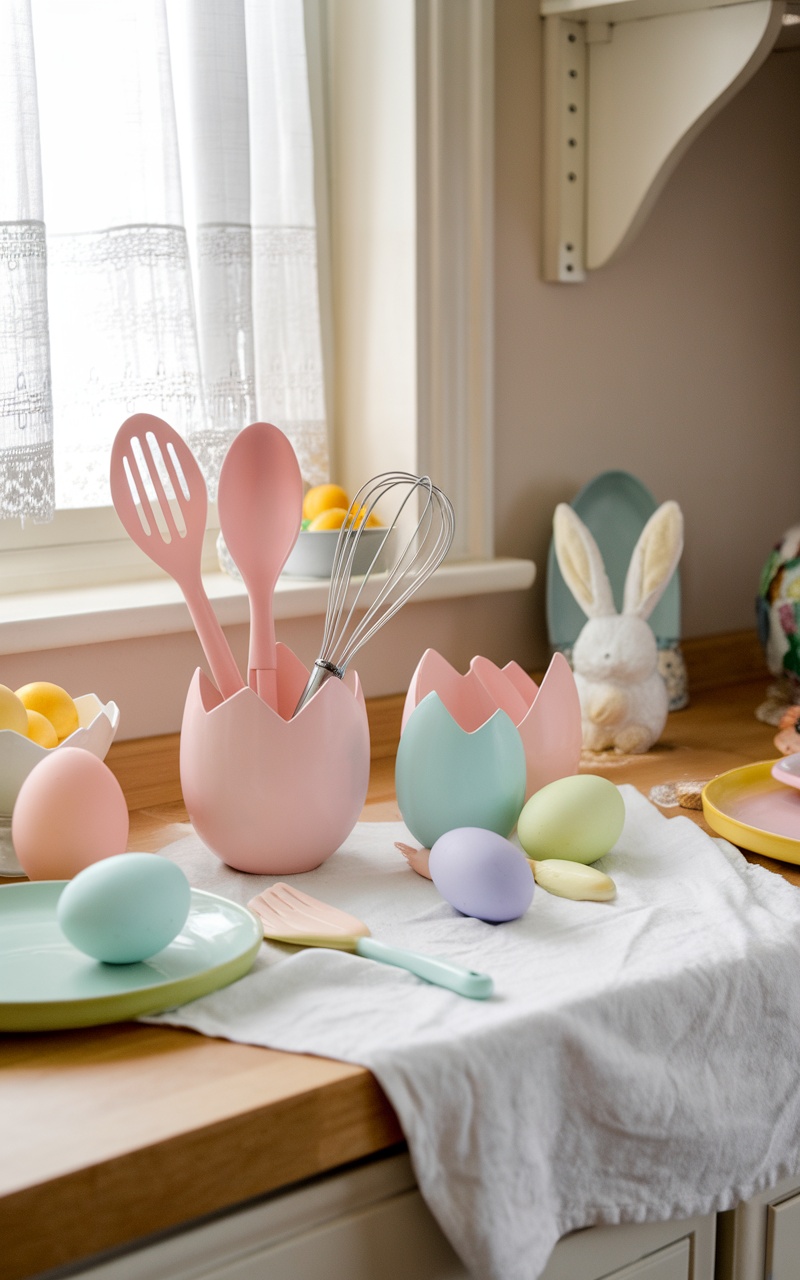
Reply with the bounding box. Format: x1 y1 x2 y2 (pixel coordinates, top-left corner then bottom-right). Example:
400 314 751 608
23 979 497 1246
25 708 58 748
0 684 29 735
16 681 79 741
302 484 350 523
308 507 349 531
348 503 383 528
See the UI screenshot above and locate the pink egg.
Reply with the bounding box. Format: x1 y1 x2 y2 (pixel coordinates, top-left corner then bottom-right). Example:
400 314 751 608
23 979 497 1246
12 747 129 880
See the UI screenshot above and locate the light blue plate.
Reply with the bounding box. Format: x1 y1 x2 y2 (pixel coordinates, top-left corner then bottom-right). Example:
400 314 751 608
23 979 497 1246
546 470 681 652
0 883 262 1032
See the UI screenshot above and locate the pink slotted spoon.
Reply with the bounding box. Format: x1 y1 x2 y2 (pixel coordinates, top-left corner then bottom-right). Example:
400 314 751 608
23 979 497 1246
217 422 303 708
110 414 244 701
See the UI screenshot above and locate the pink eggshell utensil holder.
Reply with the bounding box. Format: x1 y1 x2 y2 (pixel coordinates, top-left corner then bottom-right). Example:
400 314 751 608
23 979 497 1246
180 643 370 874
402 649 582 800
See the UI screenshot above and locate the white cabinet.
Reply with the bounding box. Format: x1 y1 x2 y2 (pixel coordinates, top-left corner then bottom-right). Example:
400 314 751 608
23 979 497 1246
718 1172 800 1280
539 1213 715 1280
66 1152 716 1280
767 1191 800 1280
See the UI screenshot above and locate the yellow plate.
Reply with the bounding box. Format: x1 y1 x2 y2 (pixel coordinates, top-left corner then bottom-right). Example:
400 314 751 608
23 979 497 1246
702 760 800 865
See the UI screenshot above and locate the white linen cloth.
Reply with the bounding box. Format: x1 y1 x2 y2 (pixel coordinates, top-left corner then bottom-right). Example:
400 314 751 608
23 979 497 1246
147 786 800 1280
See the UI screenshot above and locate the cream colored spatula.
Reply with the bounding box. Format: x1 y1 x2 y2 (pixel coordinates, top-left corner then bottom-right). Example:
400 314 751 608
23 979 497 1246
248 883 493 1000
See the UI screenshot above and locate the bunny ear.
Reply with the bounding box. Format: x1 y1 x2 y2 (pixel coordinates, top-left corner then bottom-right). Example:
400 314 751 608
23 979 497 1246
552 503 616 619
622 500 683 620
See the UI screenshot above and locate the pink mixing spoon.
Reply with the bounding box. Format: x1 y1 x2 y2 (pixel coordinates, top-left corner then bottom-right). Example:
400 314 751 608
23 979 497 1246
217 422 303 708
110 414 245 701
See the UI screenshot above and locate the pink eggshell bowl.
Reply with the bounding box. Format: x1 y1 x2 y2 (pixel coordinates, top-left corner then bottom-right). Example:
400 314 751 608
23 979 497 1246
180 643 370 875
402 649 582 800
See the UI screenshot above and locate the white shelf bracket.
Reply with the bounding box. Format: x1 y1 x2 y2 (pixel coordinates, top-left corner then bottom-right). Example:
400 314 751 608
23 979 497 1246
542 16 587 282
540 0 786 282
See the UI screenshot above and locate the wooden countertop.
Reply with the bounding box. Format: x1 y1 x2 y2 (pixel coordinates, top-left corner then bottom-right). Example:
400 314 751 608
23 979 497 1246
2 678 796 1280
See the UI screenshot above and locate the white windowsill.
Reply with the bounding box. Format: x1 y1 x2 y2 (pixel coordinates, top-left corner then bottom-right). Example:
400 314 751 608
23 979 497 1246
0 558 536 657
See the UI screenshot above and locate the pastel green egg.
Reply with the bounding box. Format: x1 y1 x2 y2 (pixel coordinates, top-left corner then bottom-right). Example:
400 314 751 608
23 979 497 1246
517 774 625 864
57 852 191 964
395 692 527 849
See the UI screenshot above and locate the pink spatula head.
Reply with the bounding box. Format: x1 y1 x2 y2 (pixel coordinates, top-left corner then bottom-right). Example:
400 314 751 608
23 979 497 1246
218 423 303 709
110 414 244 700
248 882 493 999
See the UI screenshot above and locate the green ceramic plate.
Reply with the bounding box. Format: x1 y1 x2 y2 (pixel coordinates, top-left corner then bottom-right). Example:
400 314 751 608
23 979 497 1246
0 882 262 1032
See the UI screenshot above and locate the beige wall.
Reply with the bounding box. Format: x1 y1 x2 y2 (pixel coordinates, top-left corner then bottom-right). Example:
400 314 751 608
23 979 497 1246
494 0 800 671
5 13 798 739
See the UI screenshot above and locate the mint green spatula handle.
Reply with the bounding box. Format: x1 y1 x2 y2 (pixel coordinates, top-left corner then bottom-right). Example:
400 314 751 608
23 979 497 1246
355 937 493 1000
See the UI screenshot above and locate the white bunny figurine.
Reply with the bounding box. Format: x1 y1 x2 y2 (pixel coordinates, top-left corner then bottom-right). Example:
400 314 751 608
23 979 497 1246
552 500 684 754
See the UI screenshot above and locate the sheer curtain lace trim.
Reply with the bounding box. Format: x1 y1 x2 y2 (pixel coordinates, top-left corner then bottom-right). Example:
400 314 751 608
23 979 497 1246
1 222 55 518
0 441 55 522
47 225 207 508
46 222 328 507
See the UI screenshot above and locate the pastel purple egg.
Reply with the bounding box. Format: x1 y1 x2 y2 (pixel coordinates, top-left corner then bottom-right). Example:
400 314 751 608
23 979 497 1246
429 827 535 923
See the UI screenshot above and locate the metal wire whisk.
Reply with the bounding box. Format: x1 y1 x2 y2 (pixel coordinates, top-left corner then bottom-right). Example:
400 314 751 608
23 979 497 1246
293 471 455 714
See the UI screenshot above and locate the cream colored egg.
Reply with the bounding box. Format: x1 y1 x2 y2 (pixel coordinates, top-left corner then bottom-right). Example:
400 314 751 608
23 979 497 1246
530 858 616 901
517 774 625 864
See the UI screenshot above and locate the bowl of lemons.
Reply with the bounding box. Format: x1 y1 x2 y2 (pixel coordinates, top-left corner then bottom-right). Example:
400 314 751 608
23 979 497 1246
286 483 390 579
0 682 120 876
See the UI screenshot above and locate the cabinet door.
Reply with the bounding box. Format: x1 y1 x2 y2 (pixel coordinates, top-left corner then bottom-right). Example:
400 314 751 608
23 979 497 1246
766 1191 800 1280
606 1238 690 1280
203 1187 467 1280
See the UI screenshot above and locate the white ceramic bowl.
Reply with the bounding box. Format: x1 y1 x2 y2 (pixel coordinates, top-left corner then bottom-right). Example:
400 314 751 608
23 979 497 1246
285 528 393 579
218 525 392 581
0 694 120 877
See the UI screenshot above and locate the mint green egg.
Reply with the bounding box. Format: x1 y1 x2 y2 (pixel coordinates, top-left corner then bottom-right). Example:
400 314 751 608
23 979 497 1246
517 774 625 864
395 692 526 848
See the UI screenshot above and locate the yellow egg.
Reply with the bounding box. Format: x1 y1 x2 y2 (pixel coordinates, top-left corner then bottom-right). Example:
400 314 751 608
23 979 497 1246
302 483 350 523
0 684 29 735
517 774 625 864
16 681 79 741
308 506 350 531
25 708 59 748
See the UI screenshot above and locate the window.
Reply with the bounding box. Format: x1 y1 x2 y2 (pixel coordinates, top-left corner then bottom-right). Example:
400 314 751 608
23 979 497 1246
1 0 502 605
1 0 328 572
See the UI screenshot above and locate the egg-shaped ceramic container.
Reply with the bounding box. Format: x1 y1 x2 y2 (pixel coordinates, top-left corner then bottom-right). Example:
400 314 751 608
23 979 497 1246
395 691 527 848
402 649 582 802
180 643 370 874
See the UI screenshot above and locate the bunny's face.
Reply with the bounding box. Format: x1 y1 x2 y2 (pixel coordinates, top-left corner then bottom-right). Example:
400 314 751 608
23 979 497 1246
572 615 659 684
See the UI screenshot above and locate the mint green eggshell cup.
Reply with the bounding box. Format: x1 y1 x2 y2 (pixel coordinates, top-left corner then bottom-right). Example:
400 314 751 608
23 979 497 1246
395 692 527 848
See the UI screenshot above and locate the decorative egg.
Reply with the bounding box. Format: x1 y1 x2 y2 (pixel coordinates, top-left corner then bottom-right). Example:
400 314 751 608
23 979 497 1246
429 827 534 923
12 747 129 880
395 692 527 848
517 774 625 864
57 853 191 963
756 525 800 699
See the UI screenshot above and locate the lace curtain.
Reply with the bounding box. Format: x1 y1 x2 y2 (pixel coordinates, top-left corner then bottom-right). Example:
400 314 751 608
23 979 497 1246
0 0 329 520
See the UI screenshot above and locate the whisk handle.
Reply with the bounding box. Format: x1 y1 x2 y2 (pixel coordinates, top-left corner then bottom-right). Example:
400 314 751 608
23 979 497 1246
292 660 344 716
